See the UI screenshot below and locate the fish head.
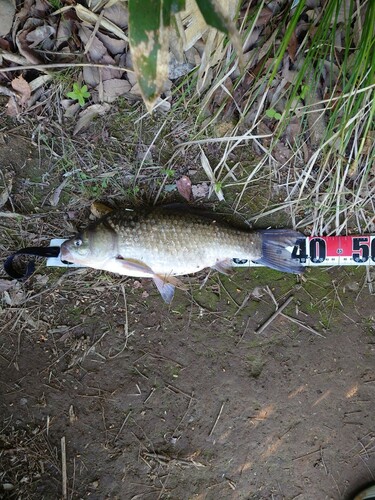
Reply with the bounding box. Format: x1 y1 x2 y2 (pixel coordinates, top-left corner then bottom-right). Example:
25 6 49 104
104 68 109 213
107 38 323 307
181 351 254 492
60 224 116 266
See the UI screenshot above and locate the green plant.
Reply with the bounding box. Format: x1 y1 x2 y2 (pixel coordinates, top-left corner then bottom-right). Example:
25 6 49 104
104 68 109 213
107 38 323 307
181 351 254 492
66 83 91 106
265 109 282 120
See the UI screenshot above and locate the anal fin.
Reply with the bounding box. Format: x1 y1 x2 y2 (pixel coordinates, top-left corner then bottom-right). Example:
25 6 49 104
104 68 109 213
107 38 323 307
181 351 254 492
212 259 234 275
153 276 176 304
153 274 187 304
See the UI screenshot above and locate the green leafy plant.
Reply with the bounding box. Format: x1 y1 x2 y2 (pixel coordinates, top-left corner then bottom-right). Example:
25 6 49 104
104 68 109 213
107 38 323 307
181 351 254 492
265 109 282 120
66 83 91 106
161 167 175 178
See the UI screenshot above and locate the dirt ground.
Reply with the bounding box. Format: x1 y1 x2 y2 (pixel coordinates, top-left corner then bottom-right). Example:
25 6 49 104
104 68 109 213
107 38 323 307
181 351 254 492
1 126 374 500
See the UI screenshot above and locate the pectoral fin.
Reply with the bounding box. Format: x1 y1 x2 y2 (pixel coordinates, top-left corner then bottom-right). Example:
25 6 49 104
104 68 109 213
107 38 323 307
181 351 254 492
116 256 155 276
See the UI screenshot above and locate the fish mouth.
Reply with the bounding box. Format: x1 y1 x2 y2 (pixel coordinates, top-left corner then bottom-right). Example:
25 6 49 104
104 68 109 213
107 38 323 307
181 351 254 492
59 244 74 264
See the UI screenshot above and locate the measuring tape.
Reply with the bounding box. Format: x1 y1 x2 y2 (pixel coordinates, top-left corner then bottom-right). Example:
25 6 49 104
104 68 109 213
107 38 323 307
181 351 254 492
233 235 375 267
46 236 375 269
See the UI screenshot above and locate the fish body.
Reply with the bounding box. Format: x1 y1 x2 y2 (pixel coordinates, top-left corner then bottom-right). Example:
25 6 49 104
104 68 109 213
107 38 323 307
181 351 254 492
60 206 304 302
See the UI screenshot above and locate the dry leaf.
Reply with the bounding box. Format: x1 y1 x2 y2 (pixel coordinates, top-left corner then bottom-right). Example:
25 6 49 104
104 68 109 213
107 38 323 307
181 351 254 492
96 30 127 55
0 175 13 208
54 5 128 42
192 182 209 199
49 177 69 207
90 201 113 217
102 3 128 29
16 29 43 65
287 31 298 62
102 78 131 103
11 75 31 105
256 7 273 27
176 175 192 202
0 279 17 293
3 283 26 306
0 0 16 37
26 24 55 47
73 103 111 135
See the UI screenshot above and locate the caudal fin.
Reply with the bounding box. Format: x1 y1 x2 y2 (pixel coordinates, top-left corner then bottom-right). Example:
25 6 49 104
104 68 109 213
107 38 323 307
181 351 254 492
255 230 305 274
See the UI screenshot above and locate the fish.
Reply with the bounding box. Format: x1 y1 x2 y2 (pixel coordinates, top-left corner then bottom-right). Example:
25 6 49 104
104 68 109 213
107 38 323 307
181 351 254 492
60 206 304 303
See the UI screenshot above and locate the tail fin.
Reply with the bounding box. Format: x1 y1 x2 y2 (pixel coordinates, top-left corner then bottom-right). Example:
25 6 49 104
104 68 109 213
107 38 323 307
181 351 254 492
255 230 305 274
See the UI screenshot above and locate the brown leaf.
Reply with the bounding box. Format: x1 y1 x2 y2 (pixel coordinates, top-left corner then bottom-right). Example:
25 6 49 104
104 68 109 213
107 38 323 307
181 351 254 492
16 29 42 65
0 279 17 293
191 182 209 200
96 31 127 56
287 31 298 62
49 177 69 207
176 175 192 202
90 201 113 218
26 24 55 48
73 103 111 135
0 0 16 37
0 175 13 208
102 79 131 103
5 96 19 116
256 7 273 28
103 4 128 29
11 75 31 105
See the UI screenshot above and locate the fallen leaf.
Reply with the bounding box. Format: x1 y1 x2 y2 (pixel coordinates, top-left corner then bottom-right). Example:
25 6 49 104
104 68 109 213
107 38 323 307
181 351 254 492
0 279 17 293
256 7 273 27
103 3 128 29
73 103 111 135
16 29 43 65
96 31 127 56
192 182 209 199
55 14 74 50
26 24 55 48
287 31 298 62
5 96 19 116
90 201 113 218
3 283 26 306
0 0 16 37
102 78 131 103
49 177 69 207
0 175 13 208
11 75 31 105
176 175 192 201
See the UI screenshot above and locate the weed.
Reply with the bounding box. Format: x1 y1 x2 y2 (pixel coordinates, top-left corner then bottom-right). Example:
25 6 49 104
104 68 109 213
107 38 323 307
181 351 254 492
66 83 91 106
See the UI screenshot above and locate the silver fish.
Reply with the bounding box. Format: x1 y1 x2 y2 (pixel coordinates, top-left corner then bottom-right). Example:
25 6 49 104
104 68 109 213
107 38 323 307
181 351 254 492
60 206 304 303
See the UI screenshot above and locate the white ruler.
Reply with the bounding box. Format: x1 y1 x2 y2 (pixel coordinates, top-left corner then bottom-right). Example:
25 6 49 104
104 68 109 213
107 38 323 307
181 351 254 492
48 236 375 269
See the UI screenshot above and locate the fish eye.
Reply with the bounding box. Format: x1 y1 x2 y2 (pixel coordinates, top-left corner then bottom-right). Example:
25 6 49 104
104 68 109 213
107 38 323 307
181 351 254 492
74 239 82 247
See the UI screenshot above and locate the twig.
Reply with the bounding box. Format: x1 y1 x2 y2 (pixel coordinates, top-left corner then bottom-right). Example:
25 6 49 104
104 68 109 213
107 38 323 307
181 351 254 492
264 285 278 309
209 401 225 437
108 285 133 359
144 387 156 404
255 295 294 335
61 436 67 499
280 313 326 338
235 316 251 346
165 383 194 400
0 62 134 74
292 447 323 461
114 410 132 442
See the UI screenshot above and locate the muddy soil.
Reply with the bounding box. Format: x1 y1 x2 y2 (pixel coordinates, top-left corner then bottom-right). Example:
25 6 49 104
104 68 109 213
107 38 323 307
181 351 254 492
0 131 374 500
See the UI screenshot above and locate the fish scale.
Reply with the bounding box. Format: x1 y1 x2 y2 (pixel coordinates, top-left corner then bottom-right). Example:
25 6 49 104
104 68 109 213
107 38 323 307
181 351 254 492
101 210 263 275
